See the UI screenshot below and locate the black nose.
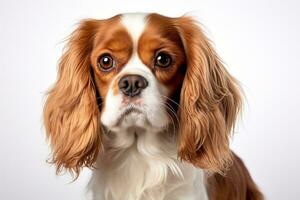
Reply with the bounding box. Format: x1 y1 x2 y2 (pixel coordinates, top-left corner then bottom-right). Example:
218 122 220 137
118 74 148 97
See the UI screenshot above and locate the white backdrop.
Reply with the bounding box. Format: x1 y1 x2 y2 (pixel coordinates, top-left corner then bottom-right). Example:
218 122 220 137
1 0 299 199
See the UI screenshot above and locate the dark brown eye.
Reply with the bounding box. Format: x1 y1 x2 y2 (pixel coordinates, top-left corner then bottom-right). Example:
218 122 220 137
155 52 172 68
97 54 114 71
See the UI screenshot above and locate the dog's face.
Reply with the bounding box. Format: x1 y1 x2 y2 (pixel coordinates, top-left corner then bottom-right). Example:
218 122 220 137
44 13 241 176
91 14 185 132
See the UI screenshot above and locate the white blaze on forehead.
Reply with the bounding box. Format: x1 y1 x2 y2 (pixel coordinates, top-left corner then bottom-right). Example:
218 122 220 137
119 13 152 75
120 13 148 48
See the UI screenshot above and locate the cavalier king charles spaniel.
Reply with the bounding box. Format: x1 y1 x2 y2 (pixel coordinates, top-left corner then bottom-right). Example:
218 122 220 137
44 13 263 200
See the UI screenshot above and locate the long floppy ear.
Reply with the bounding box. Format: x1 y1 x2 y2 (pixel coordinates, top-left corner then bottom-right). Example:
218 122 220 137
43 20 102 177
175 16 242 173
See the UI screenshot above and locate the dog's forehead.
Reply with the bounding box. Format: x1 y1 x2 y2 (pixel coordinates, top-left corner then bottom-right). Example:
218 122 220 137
93 13 180 52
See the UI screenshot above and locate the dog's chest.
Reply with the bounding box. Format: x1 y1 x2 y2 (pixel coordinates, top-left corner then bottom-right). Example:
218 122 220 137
87 129 208 200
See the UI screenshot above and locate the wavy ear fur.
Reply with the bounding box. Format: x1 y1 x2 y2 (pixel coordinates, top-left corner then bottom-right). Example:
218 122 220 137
43 20 102 177
175 16 242 173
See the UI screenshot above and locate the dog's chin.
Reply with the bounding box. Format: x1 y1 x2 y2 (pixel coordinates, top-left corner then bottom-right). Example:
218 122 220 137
103 106 169 133
101 107 144 131
117 109 147 128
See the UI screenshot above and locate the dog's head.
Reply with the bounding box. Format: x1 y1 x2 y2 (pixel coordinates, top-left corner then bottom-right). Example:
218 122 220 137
44 13 241 176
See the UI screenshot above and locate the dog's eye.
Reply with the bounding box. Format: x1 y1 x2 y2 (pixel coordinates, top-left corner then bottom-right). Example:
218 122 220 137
97 54 115 71
155 52 172 68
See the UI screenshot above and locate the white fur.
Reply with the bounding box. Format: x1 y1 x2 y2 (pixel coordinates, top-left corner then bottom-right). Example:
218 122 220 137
88 13 208 200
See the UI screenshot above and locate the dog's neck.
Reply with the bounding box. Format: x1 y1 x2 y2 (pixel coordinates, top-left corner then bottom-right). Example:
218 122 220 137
87 125 208 200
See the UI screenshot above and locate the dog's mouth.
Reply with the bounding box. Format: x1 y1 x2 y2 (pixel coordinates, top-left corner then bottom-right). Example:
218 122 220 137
115 106 145 126
120 107 142 118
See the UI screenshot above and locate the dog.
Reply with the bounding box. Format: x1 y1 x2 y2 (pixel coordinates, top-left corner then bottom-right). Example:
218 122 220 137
44 13 263 200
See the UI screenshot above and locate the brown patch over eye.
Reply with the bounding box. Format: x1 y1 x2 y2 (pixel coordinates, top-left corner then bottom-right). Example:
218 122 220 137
138 13 186 95
90 17 134 99
97 54 115 71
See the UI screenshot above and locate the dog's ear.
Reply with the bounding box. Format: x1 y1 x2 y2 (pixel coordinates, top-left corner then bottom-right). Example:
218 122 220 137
43 20 102 177
175 16 242 173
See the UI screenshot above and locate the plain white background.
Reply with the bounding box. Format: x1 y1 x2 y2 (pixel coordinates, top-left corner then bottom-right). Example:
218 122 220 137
0 0 299 199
